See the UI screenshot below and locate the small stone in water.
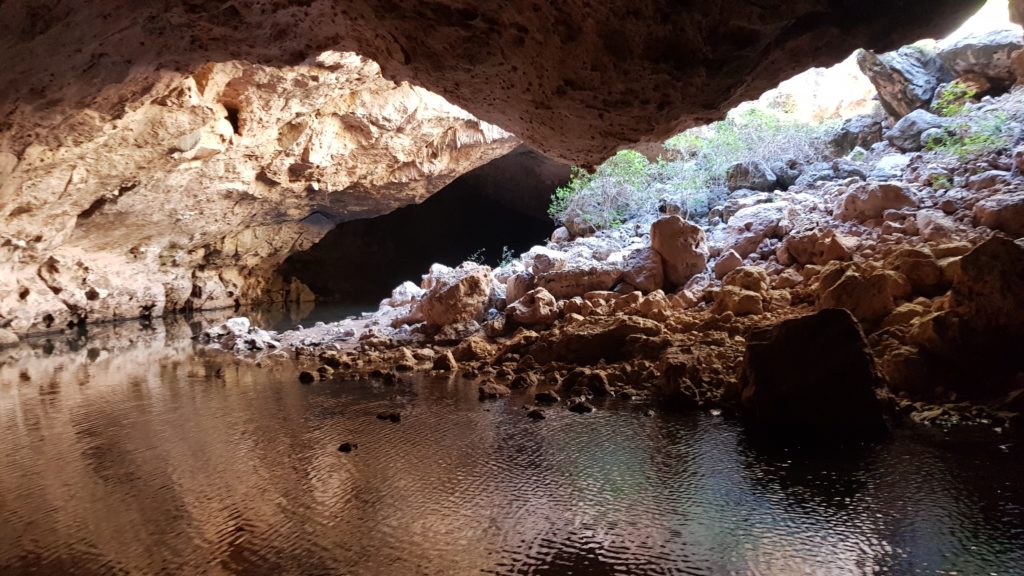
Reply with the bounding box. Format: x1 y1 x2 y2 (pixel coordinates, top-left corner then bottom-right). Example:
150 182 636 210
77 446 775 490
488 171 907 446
298 371 316 384
527 408 546 420
376 412 402 423
337 442 357 453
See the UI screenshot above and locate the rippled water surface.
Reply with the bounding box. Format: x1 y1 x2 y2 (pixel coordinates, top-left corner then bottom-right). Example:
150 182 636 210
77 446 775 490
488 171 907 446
1 317 1022 575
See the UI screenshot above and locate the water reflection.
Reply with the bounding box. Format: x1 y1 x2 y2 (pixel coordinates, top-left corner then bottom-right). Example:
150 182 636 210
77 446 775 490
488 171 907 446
1 318 1022 575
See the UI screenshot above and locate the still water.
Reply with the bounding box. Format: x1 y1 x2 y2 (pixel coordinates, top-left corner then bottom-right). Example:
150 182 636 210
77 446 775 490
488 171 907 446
1 314 1022 575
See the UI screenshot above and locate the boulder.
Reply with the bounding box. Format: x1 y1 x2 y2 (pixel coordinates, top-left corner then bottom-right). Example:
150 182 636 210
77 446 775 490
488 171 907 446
818 271 895 326
726 160 777 192
722 266 770 294
621 247 665 293
794 161 838 188
382 281 425 308
535 265 622 299
416 265 492 327
506 273 535 305
0 328 20 346
720 201 793 258
916 209 958 242
722 191 772 223
884 109 949 152
938 29 1023 84
830 111 886 155
200 317 281 352
834 182 918 222
966 170 1012 191
778 228 855 266
535 315 663 365
770 159 804 190
506 287 560 326
432 350 458 371
869 154 911 180
973 191 1024 237
713 249 743 279
524 246 568 275
951 237 1024 329
712 286 764 316
650 216 709 287
857 45 951 119
886 248 943 296
734 308 888 442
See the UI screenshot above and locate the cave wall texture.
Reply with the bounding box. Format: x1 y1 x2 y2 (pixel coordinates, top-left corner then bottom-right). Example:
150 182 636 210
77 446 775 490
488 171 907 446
0 0 995 335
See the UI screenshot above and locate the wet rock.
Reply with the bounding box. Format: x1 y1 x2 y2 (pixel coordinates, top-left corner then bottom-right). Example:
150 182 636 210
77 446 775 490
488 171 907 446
538 315 663 365
621 247 665 293
726 160 777 192
511 372 540 389
834 182 918 222
0 329 19 346
478 381 512 400
973 191 1024 237
201 317 281 352
337 442 357 453
651 215 709 287
534 390 561 405
734 308 888 442
298 371 316 384
506 287 560 326
376 411 402 423
432 350 458 371
434 320 483 343
526 408 547 420
453 335 498 362
567 399 596 414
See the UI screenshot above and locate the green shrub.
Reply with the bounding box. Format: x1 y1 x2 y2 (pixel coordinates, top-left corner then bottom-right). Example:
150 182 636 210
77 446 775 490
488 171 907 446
926 111 1012 159
549 108 837 229
933 81 977 117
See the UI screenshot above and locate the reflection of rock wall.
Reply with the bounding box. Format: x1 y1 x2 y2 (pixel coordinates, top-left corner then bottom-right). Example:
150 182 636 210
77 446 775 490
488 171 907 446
0 53 517 336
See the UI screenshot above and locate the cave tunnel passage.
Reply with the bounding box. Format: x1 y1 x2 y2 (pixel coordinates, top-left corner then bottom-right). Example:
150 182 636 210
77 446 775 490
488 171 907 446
280 145 570 306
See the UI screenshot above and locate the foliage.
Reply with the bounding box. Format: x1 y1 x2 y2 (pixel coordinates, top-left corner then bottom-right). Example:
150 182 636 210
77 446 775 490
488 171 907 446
549 108 838 230
498 245 517 268
932 81 977 117
926 111 1012 160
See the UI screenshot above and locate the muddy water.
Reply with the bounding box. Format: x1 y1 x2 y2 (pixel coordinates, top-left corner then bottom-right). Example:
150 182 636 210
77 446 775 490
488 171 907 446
1 316 1022 575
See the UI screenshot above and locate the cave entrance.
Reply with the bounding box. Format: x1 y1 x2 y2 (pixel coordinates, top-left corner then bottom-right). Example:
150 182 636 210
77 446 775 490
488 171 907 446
279 145 569 307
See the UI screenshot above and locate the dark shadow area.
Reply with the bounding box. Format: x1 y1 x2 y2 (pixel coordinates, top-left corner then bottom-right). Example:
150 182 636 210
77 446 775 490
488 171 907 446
279 145 569 304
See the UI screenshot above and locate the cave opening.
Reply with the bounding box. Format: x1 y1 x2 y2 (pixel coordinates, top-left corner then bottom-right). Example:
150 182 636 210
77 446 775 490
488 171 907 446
279 145 569 307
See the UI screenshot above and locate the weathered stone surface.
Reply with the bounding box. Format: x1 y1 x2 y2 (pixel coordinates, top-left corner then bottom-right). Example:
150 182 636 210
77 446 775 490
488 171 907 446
973 191 1024 237
734 308 888 442
416 265 493 327
535 265 622 300
818 271 895 326
857 45 951 119
778 228 855 266
939 29 1024 83
650 216 708 288
720 202 793 258
507 287 560 326
834 182 918 222
884 109 949 151
621 247 665 293
726 161 777 192
0 54 516 334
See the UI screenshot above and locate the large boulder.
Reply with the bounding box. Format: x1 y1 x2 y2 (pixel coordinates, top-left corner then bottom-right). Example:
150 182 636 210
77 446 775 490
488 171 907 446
830 111 887 155
778 228 855 266
834 182 918 222
535 265 623 299
720 201 794 258
939 29 1024 84
734 308 889 442
621 247 665 293
951 237 1024 330
506 287 559 326
650 216 708 288
818 271 895 326
857 45 951 119
416 265 493 327
726 161 777 192
973 191 1024 237
884 109 949 151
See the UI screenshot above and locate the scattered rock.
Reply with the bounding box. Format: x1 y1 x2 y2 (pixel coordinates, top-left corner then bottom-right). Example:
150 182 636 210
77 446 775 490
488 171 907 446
478 381 512 400
621 247 665 293
526 408 547 420
884 109 949 152
973 191 1024 237
567 399 596 414
835 182 918 222
507 287 560 326
651 215 709 287
534 390 561 405
432 350 458 371
726 160 777 192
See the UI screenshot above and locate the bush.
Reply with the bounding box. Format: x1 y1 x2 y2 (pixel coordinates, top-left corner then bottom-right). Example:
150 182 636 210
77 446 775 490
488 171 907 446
932 80 977 117
926 111 1013 159
549 108 838 230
